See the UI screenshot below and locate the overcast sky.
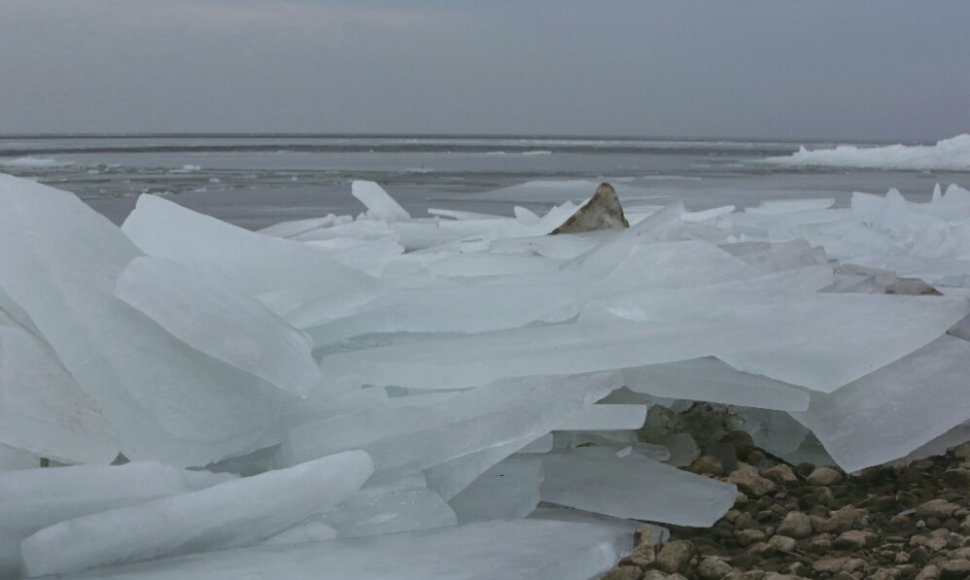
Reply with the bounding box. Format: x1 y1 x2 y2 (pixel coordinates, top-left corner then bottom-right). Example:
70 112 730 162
1 1 968 141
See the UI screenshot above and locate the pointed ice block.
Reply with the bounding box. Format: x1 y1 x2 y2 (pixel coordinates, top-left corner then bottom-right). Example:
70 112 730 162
115 257 320 396
121 194 377 327
21 450 374 577
0 174 282 467
60 518 634 580
351 180 412 221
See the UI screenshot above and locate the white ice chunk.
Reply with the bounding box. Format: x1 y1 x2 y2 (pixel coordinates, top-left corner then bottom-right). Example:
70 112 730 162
540 446 736 527
624 358 810 412
351 180 412 221
449 456 543 523
0 175 282 466
60 519 634 580
555 404 647 431
0 324 117 464
0 462 232 580
261 521 337 545
792 336 970 473
21 450 374 577
322 472 456 538
769 134 970 171
121 194 376 327
115 257 320 396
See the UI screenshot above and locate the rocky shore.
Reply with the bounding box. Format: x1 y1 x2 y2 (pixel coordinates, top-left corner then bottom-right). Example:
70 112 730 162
604 437 970 580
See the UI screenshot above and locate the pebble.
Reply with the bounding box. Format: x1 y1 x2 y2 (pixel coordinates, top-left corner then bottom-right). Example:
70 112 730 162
806 466 843 486
916 499 961 520
915 564 941 580
767 534 796 552
655 540 697 574
776 511 812 539
727 465 777 497
833 530 878 549
689 454 726 477
696 556 734 580
762 464 798 484
602 565 641 580
940 559 970 580
735 529 766 546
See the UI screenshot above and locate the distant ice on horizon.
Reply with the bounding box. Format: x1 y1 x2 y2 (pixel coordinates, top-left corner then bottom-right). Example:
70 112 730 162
769 134 970 171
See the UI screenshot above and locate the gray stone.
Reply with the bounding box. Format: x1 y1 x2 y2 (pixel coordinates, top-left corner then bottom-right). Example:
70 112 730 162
603 565 642 580
763 464 798 484
916 499 961 520
915 564 941 580
952 442 970 460
697 556 734 580
806 466 843 486
940 559 970 580
688 454 725 477
816 506 865 534
768 535 797 552
727 465 777 497
833 530 878 549
642 571 669 580
777 511 813 539
550 182 629 234
736 529 767 546
655 540 697 574
629 542 656 567
812 557 868 574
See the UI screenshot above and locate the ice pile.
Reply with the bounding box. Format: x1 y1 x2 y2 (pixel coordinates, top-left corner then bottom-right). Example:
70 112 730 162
2 173 970 579
769 133 970 171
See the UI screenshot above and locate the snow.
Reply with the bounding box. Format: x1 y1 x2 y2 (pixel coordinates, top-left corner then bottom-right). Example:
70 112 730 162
3 171 970 579
769 134 970 171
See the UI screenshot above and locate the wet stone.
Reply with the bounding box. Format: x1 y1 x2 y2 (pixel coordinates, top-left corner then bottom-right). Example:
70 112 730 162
655 540 697 574
776 511 813 539
806 466 843 486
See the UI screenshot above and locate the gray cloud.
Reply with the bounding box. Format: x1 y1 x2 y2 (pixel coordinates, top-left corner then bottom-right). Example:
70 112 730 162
1 1 968 140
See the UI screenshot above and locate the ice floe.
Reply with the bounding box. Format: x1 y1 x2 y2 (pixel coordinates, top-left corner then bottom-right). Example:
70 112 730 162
769 133 970 171
2 171 970 579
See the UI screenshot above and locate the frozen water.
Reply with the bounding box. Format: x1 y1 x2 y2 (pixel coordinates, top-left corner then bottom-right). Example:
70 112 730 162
0 174 283 467
21 450 374 577
351 180 412 221
449 456 543 523
122 194 377 327
59 518 635 580
540 446 736 527
770 134 970 171
791 336 970 473
624 358 810 412
0 461 232 580
115 256 321 396
0 323 117 464
555 404 648 431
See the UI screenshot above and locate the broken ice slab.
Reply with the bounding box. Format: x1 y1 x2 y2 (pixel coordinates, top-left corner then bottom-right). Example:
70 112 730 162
449 456 543 523
791 336 970 473
721 240 829 273
0 462 232 580
20 450 374 577
0 324 118 464
260 521 337 545
121 193 377 327
554 404 647 431
587 289 970 392
744 198 836 215
60 518 635 580
115 257 320 397
623 358 810 412
0 444 39 472
322 471 457 538
316 314 820 391
0 175 283 467
351 180 412 221
540 446 736 527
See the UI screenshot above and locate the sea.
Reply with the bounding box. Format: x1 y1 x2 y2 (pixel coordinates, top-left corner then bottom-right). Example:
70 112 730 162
1 134 967 230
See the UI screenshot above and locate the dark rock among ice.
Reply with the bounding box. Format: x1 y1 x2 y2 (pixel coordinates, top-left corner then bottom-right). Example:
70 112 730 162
551 182 630 235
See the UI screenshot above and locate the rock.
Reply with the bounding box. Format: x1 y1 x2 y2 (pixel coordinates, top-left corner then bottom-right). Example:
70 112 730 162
833 530 878 549
735 491 749 506
812 557 868 574
776 511 813 539
688 454 725 477
871 569 901 580
643 571 669 580
719 431 755 459
915 564 941 580
768 535 797 552
550 182 629 234
832 573 858 580
806 466 843 486
727 465 777 497
765 575 803 580
655 540 697 574
916 499 961 520
763 464 799 485
808 534 834 553
697 556 734 580
603 565 642 580
746 542 774 557
735 529 766 546
628 542 657 567
951 442 970 460
816 506 865 534
942 469 970 487
940 559 970 580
